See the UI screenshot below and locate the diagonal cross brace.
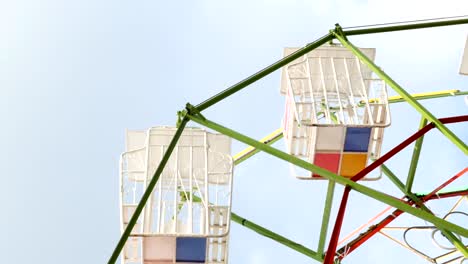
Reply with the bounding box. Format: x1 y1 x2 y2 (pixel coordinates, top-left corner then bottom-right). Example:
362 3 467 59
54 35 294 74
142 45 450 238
108 118 189 264
332 28 468 155
186 113 468 238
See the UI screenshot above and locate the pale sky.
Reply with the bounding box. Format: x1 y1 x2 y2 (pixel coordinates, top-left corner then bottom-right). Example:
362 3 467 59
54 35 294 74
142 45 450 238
1 1 467 264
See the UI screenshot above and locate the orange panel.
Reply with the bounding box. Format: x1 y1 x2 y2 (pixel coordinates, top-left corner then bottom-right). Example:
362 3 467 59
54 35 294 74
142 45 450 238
339 153 368 178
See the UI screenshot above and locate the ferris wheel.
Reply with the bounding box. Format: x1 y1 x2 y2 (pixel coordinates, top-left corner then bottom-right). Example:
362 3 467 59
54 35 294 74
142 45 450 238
108 17 468 264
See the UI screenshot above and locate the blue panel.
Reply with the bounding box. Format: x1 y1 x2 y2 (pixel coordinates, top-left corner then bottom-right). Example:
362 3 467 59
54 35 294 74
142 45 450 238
176 237 206 263
344 127 371 152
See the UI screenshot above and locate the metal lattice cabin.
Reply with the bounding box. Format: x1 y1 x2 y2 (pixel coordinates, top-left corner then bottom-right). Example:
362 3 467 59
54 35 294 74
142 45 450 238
280 44 391 180
120 127 234 264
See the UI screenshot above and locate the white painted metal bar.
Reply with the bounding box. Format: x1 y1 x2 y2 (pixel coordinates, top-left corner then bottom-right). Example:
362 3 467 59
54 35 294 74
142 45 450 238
343 58 359 124
305 58 319 123
318 57 332 123
382 80 391 125
143 132 153 234
212 208 220 259
286 72 303 126
189 145 193 233
356 57 374 126
379 231 432 262
156 146 164 233
204 132 209 235
173 146 179 233
331 57 345 124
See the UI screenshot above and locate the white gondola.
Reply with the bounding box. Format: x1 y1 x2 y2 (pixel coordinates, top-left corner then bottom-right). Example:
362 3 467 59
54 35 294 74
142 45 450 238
459 35 468 75
280 44 391 180
120 127 233 264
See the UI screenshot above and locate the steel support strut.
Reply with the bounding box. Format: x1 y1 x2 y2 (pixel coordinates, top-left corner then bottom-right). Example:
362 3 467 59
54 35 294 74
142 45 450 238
226 90 464 260
380 165 468 257
406 118 428 192
233 128 284 165
323 113 468 263
337 168 468 260
323 188 351 264
108 17 468 263
332 29 468 155
195 17 468 112
186 113 468 237
195 34 333 111
231 213 323 262
343 17 468 36
108 118 189 264
231 128 321 261
317 181 336 256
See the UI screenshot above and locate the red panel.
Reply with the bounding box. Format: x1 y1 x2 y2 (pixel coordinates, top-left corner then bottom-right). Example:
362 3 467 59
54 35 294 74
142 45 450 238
312 153 340 178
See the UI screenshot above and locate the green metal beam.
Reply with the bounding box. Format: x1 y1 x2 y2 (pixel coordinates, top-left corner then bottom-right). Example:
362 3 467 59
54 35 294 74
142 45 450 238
188 196 321 261
195 33 334 111
380 164 468 257
226 87 465 257
380 164 428 210
333 31 468 156
406 117 428 192
190 197 320 261
231 212 323 262
186 113 468 237
194 18 468 114
231 89 465 169
107 17 468 262
108 118 189 264
213 127 320 261
187 126 318 262
231 128 321 260
234 128 284 165
343 17 468 36
317 180 335 256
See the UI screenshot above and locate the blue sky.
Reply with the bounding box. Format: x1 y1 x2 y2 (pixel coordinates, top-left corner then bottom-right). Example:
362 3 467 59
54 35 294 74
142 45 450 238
1 1 467 263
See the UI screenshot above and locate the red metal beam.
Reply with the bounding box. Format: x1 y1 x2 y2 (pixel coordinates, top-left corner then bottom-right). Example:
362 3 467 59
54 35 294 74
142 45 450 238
422 189 468 201
424 189 468 200
336 169 467 260
423 168 468 200
351 116 468 183
323 187 351 264
323 116 468 264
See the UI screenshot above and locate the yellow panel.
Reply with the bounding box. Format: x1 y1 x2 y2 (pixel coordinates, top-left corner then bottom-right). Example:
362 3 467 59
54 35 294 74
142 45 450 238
340 153 368 178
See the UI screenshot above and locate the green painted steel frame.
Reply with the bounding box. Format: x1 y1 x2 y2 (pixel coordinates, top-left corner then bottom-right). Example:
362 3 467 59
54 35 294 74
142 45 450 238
195 18 468 112
186 113 468 237
331 25 468 258
231 212 323 262
381 164 468 257
228 92 467 261
333 30 468 155
379 163 428 210
317 181 335 256
342 18 468 36
108 118 189 264
234 131 283 165
108 17 468 264
195 34 333 112
406 118 428 192
231 129 322 261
